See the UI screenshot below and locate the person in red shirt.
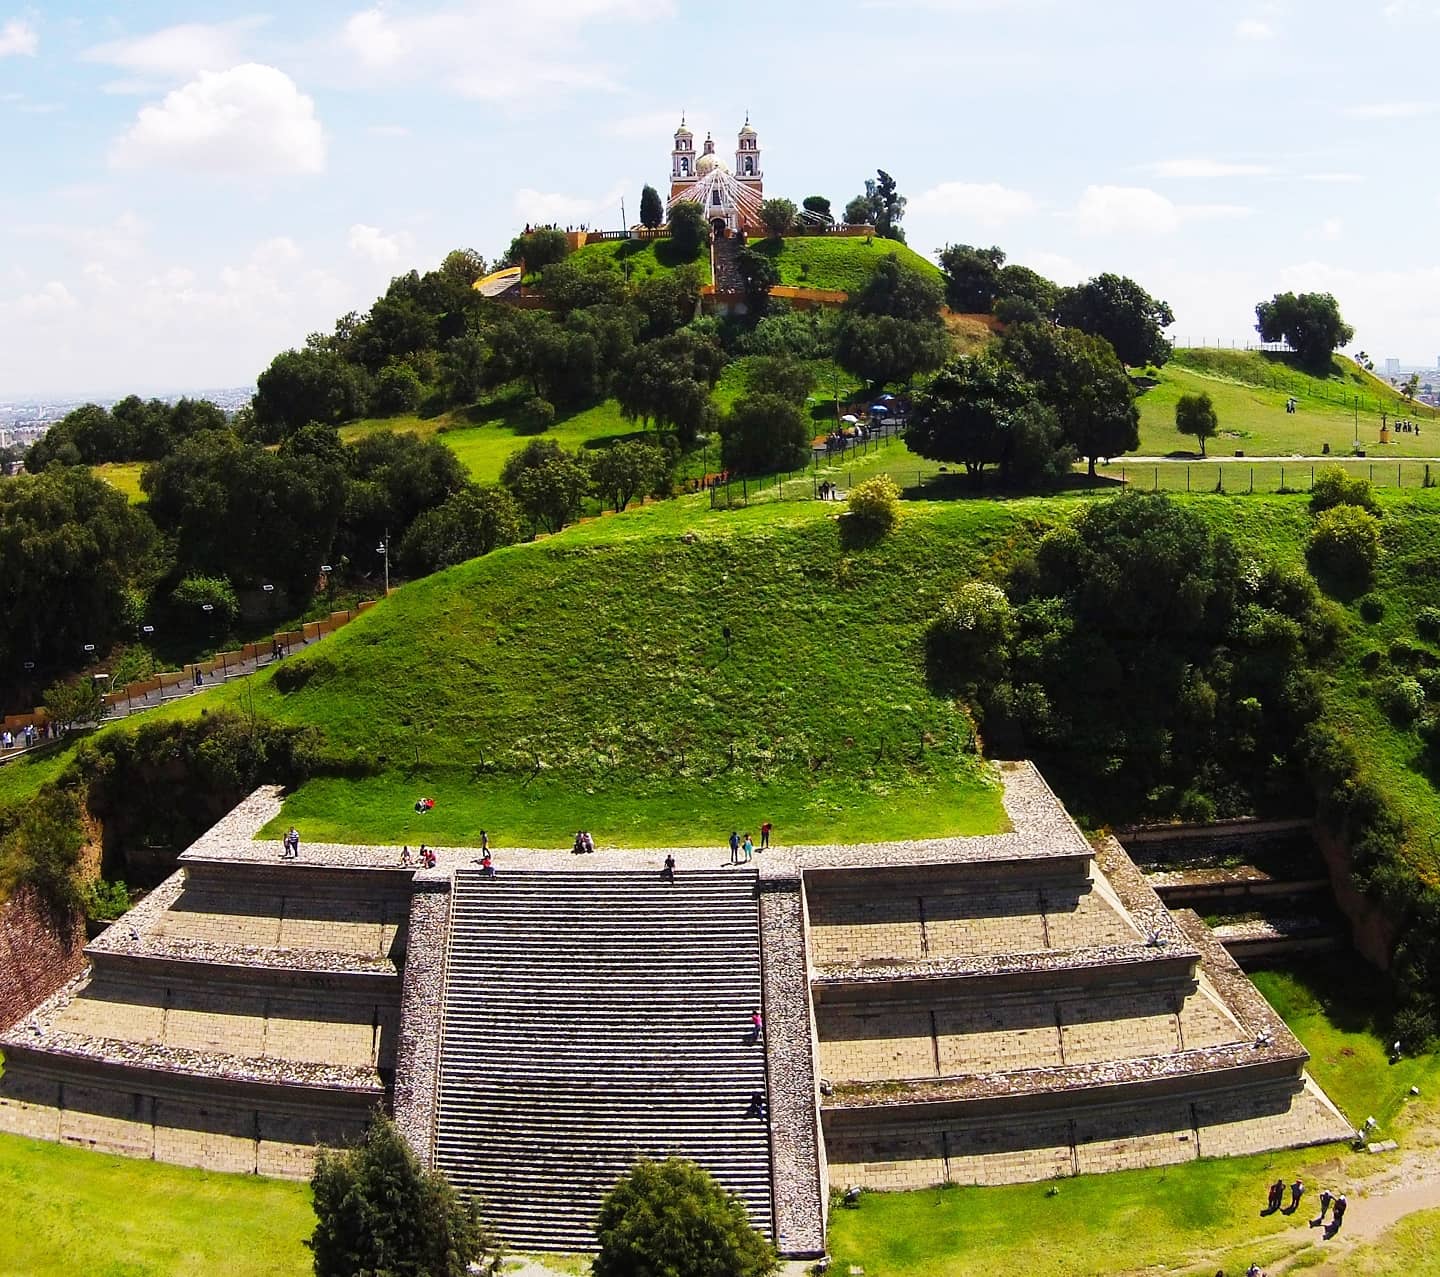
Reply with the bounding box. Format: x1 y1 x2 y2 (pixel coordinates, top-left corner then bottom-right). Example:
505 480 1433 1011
760 821 772 850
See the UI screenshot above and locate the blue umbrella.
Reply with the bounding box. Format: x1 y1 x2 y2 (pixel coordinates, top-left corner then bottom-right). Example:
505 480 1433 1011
870 403 890 416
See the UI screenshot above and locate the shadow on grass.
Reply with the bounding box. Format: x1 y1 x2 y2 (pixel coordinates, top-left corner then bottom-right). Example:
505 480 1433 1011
898 471 1122 502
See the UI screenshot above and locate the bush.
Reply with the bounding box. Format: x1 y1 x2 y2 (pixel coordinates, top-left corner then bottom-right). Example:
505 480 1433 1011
1308 504 1381 585
1418 606 1440 642
525 396 555 429
1358 593 1386 623
369 363 424 416
170 573 240 631
1380 676 1426 725
927 581 1013 690
80 877 131 922
1390 640 1430 669
846 475 901 536
1311 464 1377 513
1392 1004 1439 1055
0 786 85 911
1418 668 1440 700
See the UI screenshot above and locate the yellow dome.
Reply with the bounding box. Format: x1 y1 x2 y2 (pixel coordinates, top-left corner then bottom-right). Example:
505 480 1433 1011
695 152 726 175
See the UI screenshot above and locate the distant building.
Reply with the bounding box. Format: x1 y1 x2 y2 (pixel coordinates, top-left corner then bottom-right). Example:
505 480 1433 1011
1386 357 1402 376
668 115 764 236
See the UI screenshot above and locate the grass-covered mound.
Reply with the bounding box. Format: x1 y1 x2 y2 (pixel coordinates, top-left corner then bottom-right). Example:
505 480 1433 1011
745 236 942 294
568 236 713 285
1135 349 1433 459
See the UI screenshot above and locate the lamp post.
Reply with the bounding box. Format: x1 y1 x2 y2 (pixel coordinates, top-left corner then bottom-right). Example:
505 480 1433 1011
377 533 390 597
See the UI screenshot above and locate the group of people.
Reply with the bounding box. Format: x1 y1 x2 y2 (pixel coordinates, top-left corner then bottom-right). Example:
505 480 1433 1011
817 481 842 500
727 823 772 864
401 844 438 869
1261 1177 1347 1234
572 830 598 854
1392 419 1422 436
0 724 41 752
280 826 301 860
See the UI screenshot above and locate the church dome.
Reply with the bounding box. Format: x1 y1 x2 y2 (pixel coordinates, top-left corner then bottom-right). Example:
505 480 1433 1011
739 121 756 137
696 152 726 175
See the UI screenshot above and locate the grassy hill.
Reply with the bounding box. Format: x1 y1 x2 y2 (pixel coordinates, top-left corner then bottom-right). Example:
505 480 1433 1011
746 235 943 293
1136 349 1435 458
568 236 713 285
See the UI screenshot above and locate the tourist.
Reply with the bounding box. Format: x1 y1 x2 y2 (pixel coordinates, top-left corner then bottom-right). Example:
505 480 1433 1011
1266 1179 1284 1212
583 830 596 853
750 1008 763 1044
662 853 676 883
760 821 771 850
1331 1194 1347 1231
480 851 496 879
480 829 490 852
1289 1179 1304 1212
401 844 413 866
729 829 741 864
282 826 300 860
573 831 585 855
742 833 754 862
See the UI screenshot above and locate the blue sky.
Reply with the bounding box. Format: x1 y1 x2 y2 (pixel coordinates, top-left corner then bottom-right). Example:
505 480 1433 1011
0 0 1434 396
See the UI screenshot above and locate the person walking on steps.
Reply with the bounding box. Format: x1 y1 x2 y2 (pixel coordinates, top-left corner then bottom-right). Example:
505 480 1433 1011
662 853 676 883
750 1008 764 1045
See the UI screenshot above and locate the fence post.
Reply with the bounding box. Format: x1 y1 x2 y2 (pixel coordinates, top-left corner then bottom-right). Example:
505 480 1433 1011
1121 465 1125 487
1311 465 1314 490
1280 466 1284 491
1187 465 1191 492
1154 467 1159 492
1250 467 1254 494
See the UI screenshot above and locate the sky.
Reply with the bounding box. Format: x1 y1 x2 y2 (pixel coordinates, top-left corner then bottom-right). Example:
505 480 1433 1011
0 0 1436 396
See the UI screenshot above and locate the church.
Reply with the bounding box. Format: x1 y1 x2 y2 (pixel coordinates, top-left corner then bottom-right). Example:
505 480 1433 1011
667 116 764 237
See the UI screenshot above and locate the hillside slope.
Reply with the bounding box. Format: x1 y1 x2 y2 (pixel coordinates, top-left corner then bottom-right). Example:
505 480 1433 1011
568 236 713 285
745 236 942 293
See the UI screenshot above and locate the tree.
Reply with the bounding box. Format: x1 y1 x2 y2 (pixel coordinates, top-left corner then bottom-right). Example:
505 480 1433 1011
310 1114 499 1277
42 678 104 734
1001 323 1139 476
500 438 591 534
615 328 724 443
505 227 568 271
735 247 780 313
993 264 1059 325
1404 372 1422 403
1308 504 1381 586
852 253 944 323
591 440 669 512
1254 292 1354 371
843 194 872 227
370 363 425 416
438 248 487 288
0 787 86 911
720 394 811 476
253 347 367 439
846 474 901 535
639 183 664 230
169 574 240 633
758 198 797 238
846 170 908 242
908 356 1045 487
1310 465 1377 514
634 265 702 339
593 1157 777 1277
938 243 1006 313
1175 391 1219 456
667 201 710 260
836 313 950 391
397 485 521 574
744 355 816 404
802 195 832 223
1056 273 1175 368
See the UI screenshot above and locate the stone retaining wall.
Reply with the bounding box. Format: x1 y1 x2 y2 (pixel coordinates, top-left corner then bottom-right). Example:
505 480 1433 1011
0 886 84 1030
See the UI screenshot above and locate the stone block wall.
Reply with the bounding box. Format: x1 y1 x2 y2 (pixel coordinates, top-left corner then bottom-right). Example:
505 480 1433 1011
0 886 85 1030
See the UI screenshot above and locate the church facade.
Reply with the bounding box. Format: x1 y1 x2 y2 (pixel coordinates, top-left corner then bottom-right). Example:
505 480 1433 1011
667 117 764 236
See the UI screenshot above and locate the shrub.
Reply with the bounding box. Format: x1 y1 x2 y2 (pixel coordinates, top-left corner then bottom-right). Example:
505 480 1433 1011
1392 1004 1439 1054
1390 640 1430 669
1358 593 1386 623
369 363 424 416
170 573 240 631
1380 676 1426 725
927 581 1013 689
0 786 86 911
80 877 131 922
1418 606 1440 642
1308 504 1381 585
1311 464 1377 513
525 396 555 429
846 474 901 536
1360 648 1385 674
1418 668 1440 700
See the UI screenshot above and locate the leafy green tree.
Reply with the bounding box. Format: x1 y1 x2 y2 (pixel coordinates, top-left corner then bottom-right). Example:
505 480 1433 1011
837 313 950 391
169 574 240 632
1254 291 1355 371
42 677 104 734
1404 372 1421 403
1175 391 1219 456
370 363 425 416
843 194 872 226
1310 464 1377 513
737 309 841 360
505 227 569 272
634 266 702 340
353 288 440 372
310 1114 500 1277
253 347 368 439
397 485 521 574
500 438 591 534
440 330 490 405
735 247 780 313
908 356 1062 488
802 195 832 223
1308 504 1381 586
938 243 1006 312
846 474 901 535
539 256 630 314
1056 273 1175 368
744 355 816 404
758 198 797 238
615 328 724 444
720 393 811 476
591 440 669 512
0 787 86 911
438 248 487 287
852 253 943 322
993 264 1059 324
847 170 907 241
667 201 710 260
927 580 1014 691
639 184 664 230
342 431 468 563
1000 323 1139 476
593 1157 777 1277
0 467 154 676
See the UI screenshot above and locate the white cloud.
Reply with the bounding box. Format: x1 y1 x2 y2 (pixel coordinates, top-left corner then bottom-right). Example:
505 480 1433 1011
1073 185 1181 235
110 65 326 177
0 19 37 57
83 18 267 80
337 2 668 101
17 282 76 317
1302 171 1365 183
1150 158 1273 179
912 181 1038 227
348 224 413 265
512 182 628 227
367 123 410 138
1235 18 1274 39
1315 217 1344 241
1343 101 1437 119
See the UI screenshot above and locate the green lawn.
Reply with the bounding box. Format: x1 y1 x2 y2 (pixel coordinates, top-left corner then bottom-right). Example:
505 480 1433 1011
568 236 713 285
745 235 943 293
1137 350 1436 460
91 461 146 504
0 745 75 807
0 1132 313 1277
828 953 1440 1277
1331 1207 1440 1275
341 398 650 485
